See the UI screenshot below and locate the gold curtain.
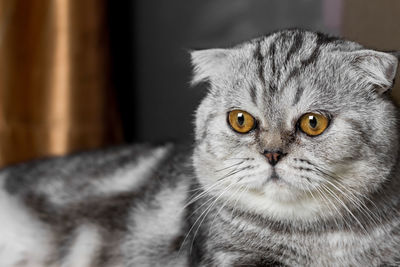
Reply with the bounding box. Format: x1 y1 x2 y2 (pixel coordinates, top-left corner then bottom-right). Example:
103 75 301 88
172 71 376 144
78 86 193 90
0 0 122 167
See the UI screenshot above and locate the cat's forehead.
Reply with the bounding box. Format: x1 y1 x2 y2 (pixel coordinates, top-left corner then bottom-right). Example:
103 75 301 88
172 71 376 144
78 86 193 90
193 29 397 122
232 30 350 87
222 30 361 113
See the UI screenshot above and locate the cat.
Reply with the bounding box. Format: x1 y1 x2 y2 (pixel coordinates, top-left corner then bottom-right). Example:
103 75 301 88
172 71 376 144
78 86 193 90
1 28 400 267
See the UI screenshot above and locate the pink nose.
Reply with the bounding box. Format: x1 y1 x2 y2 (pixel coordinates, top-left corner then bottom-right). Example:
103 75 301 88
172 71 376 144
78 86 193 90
263 150 284 166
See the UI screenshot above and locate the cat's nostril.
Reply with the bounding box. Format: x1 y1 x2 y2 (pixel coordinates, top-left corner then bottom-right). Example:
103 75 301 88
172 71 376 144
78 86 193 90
263 150 284 166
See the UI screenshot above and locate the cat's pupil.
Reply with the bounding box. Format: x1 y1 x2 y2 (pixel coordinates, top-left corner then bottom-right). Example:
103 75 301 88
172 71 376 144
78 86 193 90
309 115 317 128
237 113 245 126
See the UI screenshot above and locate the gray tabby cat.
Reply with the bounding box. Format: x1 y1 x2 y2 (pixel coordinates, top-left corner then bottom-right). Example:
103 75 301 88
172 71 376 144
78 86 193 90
1 29 400 266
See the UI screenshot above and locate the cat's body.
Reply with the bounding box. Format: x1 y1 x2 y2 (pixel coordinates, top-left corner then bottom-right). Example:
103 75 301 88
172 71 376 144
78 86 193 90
2 29 400 266
0 144 194 267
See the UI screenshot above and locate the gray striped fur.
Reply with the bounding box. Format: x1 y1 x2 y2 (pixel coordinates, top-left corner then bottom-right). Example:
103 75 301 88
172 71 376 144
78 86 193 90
0 29 400 266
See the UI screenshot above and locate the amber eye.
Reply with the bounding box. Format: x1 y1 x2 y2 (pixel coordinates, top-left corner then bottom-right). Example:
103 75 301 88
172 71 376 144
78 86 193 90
228 110 256 134
299 113 329 136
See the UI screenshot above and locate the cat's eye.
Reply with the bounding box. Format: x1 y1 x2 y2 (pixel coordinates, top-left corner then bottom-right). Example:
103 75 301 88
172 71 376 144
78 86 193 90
228 110 256 134
299 113 329 136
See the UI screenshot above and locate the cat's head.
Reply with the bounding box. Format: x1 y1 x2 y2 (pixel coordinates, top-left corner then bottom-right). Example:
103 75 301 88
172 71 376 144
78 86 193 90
191 29 399 222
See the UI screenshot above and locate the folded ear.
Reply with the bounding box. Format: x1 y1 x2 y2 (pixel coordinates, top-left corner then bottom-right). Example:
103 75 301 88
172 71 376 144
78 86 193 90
348 50 399 94
389 51 400 61
190 49 231 86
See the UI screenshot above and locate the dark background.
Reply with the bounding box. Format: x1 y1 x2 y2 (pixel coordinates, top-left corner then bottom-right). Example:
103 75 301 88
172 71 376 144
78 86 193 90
108 0 332 143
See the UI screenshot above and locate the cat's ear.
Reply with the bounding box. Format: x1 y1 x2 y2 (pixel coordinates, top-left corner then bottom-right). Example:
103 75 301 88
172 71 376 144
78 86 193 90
190 49 231 86
347 50 399 94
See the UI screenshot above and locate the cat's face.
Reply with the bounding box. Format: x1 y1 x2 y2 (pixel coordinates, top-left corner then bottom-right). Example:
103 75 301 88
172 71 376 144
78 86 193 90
191 30 399 221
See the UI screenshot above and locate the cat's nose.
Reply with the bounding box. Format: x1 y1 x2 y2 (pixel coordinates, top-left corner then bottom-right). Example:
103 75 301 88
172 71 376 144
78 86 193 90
263 150 285 166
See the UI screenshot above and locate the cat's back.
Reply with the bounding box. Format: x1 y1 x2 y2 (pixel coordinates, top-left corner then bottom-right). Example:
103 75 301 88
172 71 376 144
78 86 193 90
0 143 193 267
2 144 171 199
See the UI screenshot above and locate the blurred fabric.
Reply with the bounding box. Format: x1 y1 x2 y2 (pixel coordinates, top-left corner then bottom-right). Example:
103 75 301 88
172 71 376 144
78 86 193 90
0 0 122 167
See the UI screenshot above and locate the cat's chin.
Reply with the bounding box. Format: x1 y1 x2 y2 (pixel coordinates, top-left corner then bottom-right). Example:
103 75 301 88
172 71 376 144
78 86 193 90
232 181 326 222
250 178 303 202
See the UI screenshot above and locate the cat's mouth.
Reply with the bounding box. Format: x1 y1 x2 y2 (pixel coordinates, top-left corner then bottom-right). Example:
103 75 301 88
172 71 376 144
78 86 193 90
247 172 295 201
261 169 288 188
268 175 287 187
270 169 280 181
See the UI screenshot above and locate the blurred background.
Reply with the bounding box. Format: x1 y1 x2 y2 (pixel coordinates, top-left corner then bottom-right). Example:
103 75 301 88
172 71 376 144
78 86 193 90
0 0 399 167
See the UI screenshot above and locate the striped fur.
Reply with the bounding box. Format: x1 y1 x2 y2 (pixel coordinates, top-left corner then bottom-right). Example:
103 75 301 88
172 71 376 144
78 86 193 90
0 29 400 266
191 29 400 266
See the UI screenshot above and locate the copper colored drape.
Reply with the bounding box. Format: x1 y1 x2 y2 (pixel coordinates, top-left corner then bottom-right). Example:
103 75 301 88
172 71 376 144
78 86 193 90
0 0 122 167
